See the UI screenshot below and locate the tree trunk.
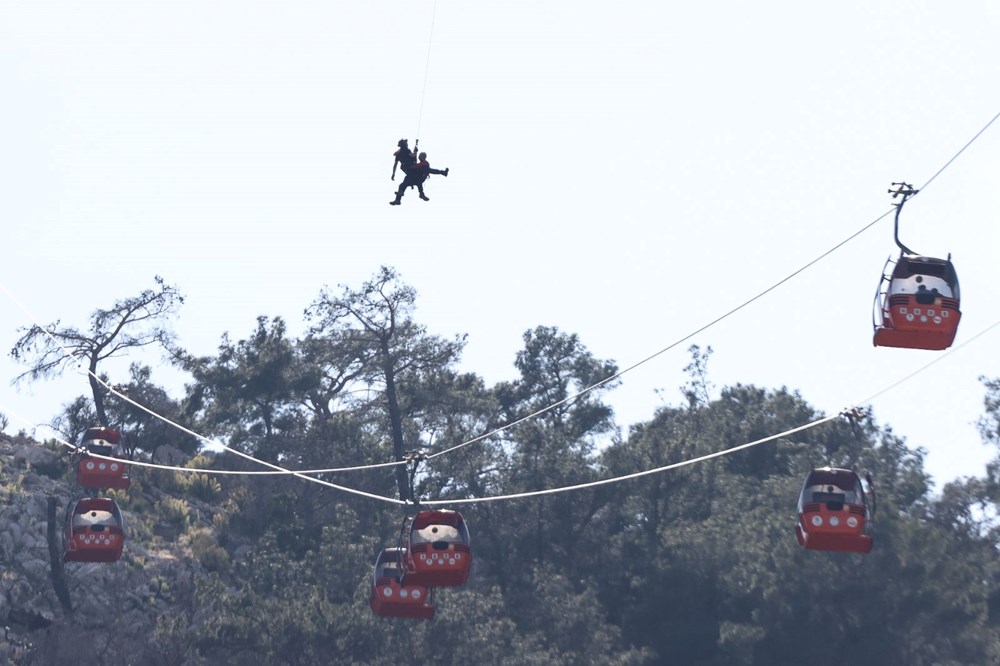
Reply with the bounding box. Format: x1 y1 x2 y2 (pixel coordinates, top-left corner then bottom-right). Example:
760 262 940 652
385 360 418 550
382 349 410 502
46 498 73 615
89 354 109 427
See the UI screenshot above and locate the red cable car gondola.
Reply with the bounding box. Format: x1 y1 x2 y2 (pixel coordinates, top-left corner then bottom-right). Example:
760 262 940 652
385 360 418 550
795 467 873 554
873 253 961 350
403 509 472 588
369 547 435 620
872 182 961 351
63 497 125 563
75 427 130 490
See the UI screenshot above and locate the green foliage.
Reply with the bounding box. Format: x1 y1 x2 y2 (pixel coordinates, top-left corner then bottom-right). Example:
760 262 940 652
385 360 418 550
186 453 217 469
153 465 222 502
187 528 230 573
305 266 468 502
158 496 191 530
979 375 1000 447
192 472 224 501
181 316 312 459
186 472 223 501
210 495 241 534
109 475 155 515
12 268 1000 664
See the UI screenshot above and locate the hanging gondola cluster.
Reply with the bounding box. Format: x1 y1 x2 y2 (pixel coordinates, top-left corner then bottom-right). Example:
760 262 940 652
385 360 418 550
369 509 472 620
793 183 962 557
378 180 958 567
64 427 129 564
48 183 968 594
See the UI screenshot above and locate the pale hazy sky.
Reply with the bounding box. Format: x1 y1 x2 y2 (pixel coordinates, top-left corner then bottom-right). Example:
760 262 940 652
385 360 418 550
2 1 999 490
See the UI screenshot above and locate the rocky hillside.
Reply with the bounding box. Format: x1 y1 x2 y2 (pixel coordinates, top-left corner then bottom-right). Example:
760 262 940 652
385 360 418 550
0 433 224 665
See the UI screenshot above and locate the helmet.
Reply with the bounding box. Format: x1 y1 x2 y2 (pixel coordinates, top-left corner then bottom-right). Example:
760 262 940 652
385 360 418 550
397 139 408 147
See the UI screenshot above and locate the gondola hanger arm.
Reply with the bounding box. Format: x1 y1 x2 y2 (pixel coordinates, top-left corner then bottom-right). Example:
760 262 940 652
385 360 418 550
888 181 918 255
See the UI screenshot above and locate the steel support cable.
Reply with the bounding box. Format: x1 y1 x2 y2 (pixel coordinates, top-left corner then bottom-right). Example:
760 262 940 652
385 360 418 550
423 415 840 505
93 376 405 476
0 417 386 475
890 109 1000 253
425 210 891 461
1 111 996 492
90 385 406 500
853 318 1000 406
424 108 1000 462
0 402 403 503
10 421 400 475
4 318 998 503
0 284 407 503
0 283 406 474
421 316 1000 506
916 109 1000 194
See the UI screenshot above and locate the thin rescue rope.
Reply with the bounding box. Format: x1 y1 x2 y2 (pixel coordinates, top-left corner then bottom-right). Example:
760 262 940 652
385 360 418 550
414 0 438 142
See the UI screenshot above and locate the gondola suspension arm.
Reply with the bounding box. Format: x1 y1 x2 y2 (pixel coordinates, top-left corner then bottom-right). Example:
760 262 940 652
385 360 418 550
888 182 918 255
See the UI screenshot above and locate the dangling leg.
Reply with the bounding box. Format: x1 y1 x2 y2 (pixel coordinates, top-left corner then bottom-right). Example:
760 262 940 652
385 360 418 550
390 183 406 205
418 183 429 201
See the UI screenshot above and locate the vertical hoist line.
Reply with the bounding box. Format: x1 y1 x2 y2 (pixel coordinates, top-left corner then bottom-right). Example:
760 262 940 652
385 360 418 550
414 0 439 143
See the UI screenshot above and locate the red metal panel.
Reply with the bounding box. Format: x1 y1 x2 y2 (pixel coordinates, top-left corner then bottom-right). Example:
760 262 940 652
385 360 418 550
76 455 131 490
405 543 471 587
797 505 873 554
874 298 961 350
369 579 435 619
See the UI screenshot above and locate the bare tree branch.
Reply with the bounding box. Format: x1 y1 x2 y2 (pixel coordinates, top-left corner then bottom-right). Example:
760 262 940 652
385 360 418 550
9 276 184 426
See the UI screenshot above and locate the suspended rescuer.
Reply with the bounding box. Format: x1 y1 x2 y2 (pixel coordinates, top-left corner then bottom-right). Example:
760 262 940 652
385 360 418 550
390 150 449 205
391 139 417 180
